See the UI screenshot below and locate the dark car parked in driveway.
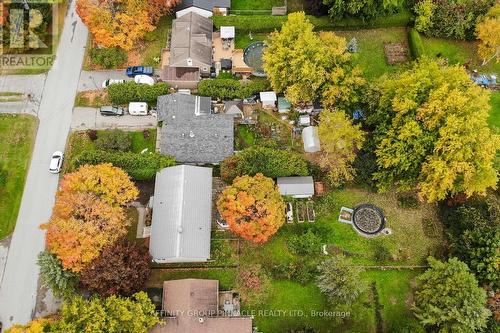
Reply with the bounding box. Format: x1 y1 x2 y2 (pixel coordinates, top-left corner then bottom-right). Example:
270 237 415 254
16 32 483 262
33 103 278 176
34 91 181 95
126 66 154 77
100 106 125 116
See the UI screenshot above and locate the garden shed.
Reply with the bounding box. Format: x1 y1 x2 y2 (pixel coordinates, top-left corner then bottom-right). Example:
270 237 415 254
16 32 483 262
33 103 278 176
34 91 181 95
260 91 277 108
302 126 321 153
278 96 291 113
277 176 315 198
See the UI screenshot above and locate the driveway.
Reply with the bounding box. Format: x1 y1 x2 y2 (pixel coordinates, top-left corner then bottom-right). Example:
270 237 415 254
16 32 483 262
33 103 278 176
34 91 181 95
0 75 46 100
0 0 88 328
72 107 157 130
78 70 130 92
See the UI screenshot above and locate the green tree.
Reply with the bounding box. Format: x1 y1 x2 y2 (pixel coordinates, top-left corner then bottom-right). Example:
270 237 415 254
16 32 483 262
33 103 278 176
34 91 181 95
413 257 491 332
413 0 495 40
318 110 365 187
370 59 499 202
263 12 365 106
220 146 309 183
323 0 404 20
47 292 159 333
316 254 366 305
37 251 79 299
94 129 132 152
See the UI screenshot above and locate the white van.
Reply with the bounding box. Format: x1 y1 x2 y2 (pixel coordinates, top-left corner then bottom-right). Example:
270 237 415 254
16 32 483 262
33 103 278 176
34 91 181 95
128 102 148 116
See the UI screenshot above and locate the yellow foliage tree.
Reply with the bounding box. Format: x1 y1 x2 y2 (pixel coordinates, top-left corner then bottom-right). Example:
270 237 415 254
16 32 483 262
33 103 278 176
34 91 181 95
318 110 365 186
4 318 53 333
476 4 500 65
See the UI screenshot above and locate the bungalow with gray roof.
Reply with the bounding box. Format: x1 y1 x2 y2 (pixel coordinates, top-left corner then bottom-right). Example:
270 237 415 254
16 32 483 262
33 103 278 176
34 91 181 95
157 93 235 164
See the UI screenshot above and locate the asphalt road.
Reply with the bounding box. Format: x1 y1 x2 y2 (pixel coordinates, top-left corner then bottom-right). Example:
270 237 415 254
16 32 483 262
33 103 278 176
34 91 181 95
0 0 88 328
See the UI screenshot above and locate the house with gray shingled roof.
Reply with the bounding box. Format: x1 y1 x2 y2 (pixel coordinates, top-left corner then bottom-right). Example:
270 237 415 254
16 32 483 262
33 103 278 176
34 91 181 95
157 93 235 164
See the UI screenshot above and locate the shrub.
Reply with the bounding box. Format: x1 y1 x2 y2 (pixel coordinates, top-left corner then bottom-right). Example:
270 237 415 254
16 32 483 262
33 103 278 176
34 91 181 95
87 129 98 141
235 264 272 306
220 146 309 183
198 78 270 100
94 129 132 152
107 82 169 105
408 28 425 59
287 229 322 255
37 251 79 299
413 0 496 40
372 241 392 263
73 150 176 180
0 164 8 188
90 47 127 69
397 193 420 209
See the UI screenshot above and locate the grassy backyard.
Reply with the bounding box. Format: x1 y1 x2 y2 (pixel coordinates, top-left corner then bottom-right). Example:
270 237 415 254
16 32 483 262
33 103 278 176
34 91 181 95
336 27 409 80
489 91 500 129
0 115 38 239
231 0 285 10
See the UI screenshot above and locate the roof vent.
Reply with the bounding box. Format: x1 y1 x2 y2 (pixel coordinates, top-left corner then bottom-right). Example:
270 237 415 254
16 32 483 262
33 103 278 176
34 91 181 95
198 318 204 324
187 58 193 66
189 131 195 138
177 226 183 233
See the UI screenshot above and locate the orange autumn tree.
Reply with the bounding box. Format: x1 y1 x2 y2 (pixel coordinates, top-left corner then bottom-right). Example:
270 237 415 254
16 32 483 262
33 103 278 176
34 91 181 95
76 0 180 50
217 173 285 243
42 164 138 272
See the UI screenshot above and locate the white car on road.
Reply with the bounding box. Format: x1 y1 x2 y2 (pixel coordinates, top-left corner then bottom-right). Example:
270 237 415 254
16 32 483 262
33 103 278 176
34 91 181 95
49 151 64 174
134 75 155 86
101 79 125 88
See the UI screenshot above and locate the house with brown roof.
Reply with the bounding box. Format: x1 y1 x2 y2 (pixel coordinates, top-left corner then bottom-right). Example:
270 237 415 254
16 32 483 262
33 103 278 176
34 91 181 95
150 279 253 333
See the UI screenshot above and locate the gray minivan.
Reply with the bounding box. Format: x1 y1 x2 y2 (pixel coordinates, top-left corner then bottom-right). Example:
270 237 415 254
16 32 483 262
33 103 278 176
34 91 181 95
100 106 125 116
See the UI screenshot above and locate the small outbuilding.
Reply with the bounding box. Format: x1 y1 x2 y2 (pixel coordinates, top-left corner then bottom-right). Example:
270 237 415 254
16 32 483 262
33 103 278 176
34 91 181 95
302 126 321 153
259 91 277 108
220 26 235 39
277 176 315 198
299 115 311 126
277 96 291 113
224 100 244 118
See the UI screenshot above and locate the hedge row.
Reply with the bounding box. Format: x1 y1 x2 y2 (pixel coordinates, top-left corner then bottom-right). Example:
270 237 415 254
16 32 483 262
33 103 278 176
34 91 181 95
73 150 176 180
107 82 169 105
198 78 270 100
408 28 425 59
212 11 411 32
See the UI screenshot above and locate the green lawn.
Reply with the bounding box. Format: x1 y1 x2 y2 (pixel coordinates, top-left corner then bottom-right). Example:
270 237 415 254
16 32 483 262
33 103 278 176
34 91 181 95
363 270 424 332
231 0 284 10
421 37 500 74
336 27 409 80
0 115 38 239
315 187 444 266
235 124 257 149
489 91 500 129
234 33 268 49
141 15 173 67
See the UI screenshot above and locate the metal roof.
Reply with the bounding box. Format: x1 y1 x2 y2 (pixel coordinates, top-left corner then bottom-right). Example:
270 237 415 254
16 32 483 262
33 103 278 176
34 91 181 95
259 91 277 102
150 166 213 263
277 176 315 197
302 126 321 153
157 93 212 121
220 26 235 39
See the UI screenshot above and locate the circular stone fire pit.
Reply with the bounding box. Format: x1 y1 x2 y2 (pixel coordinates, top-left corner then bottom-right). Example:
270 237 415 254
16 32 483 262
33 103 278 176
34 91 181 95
352 204 386 236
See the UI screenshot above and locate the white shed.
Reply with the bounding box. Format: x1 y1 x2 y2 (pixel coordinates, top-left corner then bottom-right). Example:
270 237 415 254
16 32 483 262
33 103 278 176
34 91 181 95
302 126 321 153
277 176 315 198
260 91 277 108
299 115 311 126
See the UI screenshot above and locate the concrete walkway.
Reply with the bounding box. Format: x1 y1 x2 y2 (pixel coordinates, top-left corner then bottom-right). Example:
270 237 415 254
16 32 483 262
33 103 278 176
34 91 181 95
71 107 157 130
0 0 88 328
